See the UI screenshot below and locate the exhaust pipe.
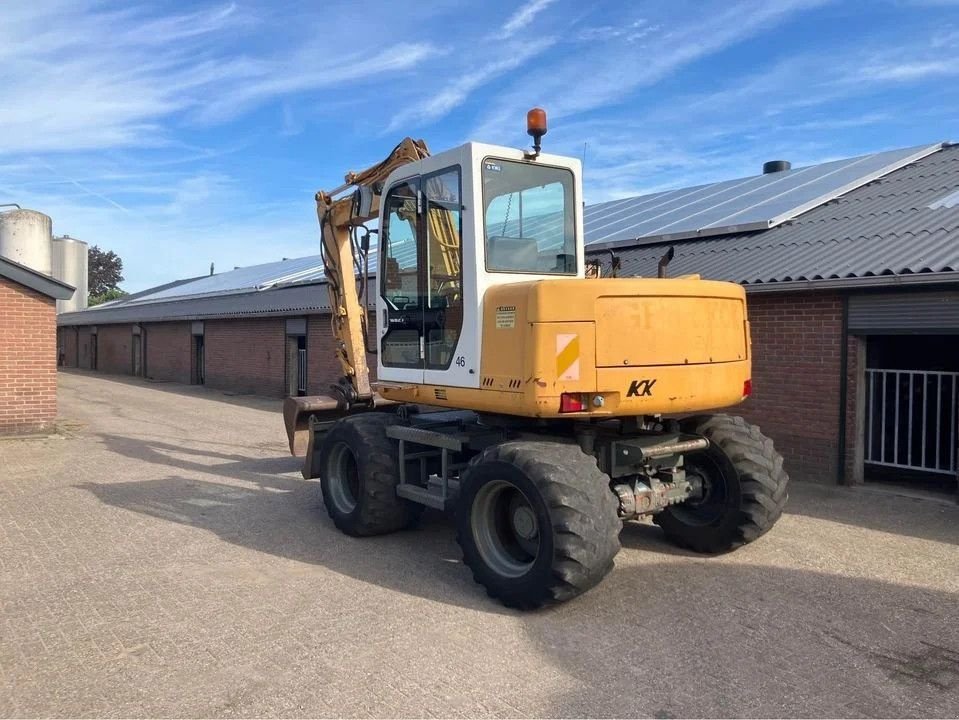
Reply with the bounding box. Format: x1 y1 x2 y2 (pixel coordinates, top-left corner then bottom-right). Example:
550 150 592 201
657 246 675 278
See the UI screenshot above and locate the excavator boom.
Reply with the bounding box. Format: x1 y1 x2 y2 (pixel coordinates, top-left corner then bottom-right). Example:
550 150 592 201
284 138 430 454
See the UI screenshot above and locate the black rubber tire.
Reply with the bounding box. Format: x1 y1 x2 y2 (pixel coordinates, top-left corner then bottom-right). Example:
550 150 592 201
654 414 788 553
456 441 621 610
318 413 420 537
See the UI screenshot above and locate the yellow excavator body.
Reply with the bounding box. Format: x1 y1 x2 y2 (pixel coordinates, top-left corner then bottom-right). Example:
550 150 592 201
377 276 751 417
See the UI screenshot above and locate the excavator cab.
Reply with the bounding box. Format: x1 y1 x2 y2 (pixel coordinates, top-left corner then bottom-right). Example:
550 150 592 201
376 143 584 391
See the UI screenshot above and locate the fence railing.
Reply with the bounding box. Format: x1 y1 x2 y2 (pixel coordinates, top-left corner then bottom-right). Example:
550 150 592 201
865 368 958 474
297 348 308 395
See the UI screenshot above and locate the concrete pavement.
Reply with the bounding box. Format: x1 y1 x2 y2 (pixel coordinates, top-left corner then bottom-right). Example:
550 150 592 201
1 371 957 717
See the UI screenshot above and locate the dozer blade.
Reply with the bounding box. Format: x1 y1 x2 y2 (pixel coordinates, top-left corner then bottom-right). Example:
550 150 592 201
283 394 397 456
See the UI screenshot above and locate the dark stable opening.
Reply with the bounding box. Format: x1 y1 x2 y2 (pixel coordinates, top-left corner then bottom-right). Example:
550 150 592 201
862 334 959 494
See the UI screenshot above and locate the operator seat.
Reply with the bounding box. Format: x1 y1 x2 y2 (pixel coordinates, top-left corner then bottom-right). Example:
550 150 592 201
487 236 539 272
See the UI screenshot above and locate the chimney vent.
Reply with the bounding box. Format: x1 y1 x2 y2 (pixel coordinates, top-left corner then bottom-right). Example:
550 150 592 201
763 160 791 174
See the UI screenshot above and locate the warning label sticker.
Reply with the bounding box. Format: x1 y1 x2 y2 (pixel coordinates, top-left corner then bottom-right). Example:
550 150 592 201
495 306 516 329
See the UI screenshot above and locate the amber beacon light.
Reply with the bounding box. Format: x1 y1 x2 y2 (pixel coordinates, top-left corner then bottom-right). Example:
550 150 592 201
526 107 548 158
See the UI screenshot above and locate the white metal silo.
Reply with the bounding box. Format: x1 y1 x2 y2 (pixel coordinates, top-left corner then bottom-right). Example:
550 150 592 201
0 208 53 277
52 235 89 313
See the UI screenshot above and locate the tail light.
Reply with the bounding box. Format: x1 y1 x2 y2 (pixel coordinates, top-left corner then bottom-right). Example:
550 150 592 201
743 379 753 398
559 393 586 413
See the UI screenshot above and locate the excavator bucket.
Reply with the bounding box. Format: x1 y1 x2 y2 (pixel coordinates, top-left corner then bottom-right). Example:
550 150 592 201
283 395 340 456
283 394 397 456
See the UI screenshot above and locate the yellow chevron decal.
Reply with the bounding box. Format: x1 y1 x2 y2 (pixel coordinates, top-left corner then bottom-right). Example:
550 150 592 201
556 333 580 381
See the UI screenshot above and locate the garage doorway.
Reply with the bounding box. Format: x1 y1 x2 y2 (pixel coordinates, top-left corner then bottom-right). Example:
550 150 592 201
132 325 144 377
849 291 959 496
285 318 307 397
191 322 205 385
863 335 959 493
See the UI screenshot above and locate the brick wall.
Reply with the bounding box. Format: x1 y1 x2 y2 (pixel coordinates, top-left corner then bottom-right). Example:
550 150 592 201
0 276 58 433
205 318 286 396
144 322 192 384
94 324 133 375
736 292 844 484
306 312 378 396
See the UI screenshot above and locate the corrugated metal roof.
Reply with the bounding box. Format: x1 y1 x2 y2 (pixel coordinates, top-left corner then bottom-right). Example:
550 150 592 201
584 143 945 247
57 279 378 326
588 143 959 287
125 255 327 304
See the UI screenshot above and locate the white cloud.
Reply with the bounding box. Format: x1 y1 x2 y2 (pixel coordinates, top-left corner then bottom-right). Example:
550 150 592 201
386 38 556 131
496 0 559 39
859 59 959 81
575 20 658 43
0 2 437 153
193 42 437 124
471 0 832 142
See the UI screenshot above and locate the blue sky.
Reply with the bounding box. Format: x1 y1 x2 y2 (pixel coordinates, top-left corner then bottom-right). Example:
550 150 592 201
1 0 957 291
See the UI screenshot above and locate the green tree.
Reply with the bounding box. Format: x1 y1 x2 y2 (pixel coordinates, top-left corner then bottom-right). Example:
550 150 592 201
88 288 128 306
88 245 124 297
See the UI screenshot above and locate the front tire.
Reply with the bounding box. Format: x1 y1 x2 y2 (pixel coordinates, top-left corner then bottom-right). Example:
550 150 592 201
318 413 420 536
456 441 621 610
654 414 788 553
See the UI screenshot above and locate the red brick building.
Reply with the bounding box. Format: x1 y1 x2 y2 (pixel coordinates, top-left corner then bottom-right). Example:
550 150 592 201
57 143 959 493
0 256 75 433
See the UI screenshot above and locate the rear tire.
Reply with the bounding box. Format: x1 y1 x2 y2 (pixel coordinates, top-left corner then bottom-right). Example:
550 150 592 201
654 414 788 553
318 413 420 536
456 441 621 610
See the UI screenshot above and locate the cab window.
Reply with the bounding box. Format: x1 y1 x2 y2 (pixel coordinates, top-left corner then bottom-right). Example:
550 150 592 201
483 159 576 274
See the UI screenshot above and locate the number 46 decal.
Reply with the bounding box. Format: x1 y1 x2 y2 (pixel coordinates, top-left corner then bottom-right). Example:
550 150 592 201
455 356 466 367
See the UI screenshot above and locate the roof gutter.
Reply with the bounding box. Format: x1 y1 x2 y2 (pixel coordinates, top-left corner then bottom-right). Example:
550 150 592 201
743 272 959 294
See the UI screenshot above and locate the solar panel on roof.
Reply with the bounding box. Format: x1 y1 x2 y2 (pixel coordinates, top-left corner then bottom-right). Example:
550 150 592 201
127 255 325 304
584 143 944 248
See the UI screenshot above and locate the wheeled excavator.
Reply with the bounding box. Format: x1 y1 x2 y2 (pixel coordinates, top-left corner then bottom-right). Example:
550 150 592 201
283 109 788 609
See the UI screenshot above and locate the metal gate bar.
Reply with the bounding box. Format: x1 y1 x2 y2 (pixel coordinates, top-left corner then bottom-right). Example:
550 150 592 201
865 368 959 474
297 348 308 395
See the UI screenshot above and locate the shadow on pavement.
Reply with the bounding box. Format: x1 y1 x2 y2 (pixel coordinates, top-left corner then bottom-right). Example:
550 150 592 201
76 470 499 612
76 468 959 716
98 433 298 487
524 562 959 718
59 368 283 413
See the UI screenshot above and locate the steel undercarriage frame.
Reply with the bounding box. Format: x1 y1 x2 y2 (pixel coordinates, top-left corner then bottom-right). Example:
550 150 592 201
307 407 711 519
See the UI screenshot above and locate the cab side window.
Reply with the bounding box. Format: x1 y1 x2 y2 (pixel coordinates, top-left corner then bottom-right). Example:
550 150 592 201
424 168 463 369
381 180 423 368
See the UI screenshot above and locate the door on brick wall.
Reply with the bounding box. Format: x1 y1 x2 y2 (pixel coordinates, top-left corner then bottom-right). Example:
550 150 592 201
132 335 143 377
193 335 205 385
286 334 307 396
90 334 98 370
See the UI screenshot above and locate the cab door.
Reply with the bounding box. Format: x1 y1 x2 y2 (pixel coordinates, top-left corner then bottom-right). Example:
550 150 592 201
378 166 464 387
422 166 464 385
379 176 425 384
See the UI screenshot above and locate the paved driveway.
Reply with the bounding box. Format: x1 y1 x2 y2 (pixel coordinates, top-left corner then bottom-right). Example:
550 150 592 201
2 371 958 718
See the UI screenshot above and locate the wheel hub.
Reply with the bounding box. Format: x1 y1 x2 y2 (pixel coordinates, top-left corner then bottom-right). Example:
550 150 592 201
511 505 537 540
686 470 709 504
471 480 540 578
